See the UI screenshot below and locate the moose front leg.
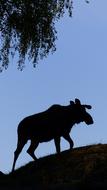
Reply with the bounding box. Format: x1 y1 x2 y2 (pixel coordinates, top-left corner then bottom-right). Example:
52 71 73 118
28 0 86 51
63 134 74 149
27 139 39 160
54 137 61 154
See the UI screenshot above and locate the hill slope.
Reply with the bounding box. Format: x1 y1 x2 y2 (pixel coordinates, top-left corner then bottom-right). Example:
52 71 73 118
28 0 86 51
0 144 107 189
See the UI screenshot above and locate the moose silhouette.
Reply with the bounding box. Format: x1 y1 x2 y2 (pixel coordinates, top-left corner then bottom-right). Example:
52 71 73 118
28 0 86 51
12 98 93 172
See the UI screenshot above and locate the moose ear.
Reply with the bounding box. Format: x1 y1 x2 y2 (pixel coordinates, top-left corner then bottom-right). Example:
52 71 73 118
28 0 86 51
84 105 92 109
75 98 81 105
70 101 74 105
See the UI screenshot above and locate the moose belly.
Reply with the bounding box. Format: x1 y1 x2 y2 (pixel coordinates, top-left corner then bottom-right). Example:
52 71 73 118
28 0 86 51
29 125 63 142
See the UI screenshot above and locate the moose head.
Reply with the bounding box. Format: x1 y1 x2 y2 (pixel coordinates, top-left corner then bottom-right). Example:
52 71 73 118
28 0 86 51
70 98 93 125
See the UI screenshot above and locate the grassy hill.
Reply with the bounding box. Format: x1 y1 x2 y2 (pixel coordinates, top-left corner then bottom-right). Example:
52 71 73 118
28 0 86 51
0 144 107 189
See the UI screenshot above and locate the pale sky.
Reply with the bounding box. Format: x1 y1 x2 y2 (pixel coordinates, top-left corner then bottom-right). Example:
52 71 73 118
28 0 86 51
0 0 107 173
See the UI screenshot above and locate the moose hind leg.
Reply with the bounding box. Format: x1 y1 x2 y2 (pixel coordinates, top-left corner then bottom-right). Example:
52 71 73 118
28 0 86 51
27 140 38 160
54 137 61 154
12 138 27 172
63 134 74 149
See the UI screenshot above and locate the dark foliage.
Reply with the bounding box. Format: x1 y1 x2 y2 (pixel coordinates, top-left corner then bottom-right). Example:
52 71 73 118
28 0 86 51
0 1 90 71
0 0 73 71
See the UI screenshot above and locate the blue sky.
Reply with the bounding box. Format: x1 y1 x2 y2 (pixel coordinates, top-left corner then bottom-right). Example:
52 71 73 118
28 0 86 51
0 0 107 173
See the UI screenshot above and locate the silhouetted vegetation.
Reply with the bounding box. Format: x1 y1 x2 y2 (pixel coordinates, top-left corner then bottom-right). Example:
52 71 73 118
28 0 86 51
0 144 107 189
0 0 89 71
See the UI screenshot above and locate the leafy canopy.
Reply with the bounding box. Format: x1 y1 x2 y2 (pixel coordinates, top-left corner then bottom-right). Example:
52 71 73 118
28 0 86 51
0 0 88 71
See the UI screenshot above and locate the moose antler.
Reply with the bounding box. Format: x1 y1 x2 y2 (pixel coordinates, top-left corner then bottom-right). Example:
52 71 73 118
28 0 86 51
75 98 81 105
84 105 92 109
